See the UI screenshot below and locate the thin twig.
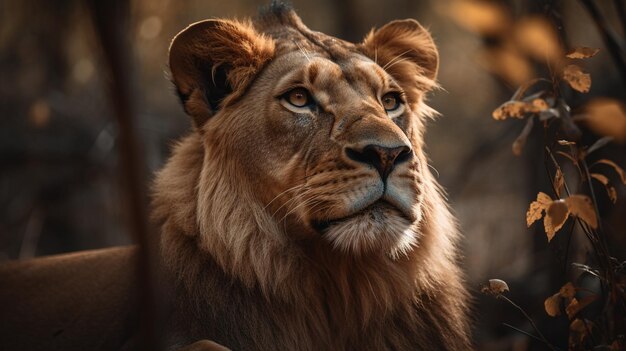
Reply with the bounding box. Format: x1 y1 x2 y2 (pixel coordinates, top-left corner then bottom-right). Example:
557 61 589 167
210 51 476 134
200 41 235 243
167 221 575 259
562 220 576 273
497 294 558 351
502 323 552 345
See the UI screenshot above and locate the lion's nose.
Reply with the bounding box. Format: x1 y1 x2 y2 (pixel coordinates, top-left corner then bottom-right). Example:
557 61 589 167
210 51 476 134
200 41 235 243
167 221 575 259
345 144 413 180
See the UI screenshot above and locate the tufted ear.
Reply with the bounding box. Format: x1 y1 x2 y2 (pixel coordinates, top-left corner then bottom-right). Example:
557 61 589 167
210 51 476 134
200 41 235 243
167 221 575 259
360 19 439 94
169 19 275 127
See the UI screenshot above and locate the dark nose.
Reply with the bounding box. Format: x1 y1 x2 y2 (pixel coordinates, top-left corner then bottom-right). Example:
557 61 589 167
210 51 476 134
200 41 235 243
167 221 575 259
345 144 413 180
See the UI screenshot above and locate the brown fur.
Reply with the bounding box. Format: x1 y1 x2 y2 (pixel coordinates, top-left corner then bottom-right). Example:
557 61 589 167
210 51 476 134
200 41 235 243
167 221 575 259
154 5 471 351
0 247 140 350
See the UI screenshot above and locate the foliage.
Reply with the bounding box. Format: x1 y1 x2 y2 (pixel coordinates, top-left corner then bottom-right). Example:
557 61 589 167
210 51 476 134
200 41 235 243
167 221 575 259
445 0 626 349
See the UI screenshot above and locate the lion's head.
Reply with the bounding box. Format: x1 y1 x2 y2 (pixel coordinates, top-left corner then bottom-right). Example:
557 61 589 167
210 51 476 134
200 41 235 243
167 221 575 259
165 7 439 254
154 5 465 312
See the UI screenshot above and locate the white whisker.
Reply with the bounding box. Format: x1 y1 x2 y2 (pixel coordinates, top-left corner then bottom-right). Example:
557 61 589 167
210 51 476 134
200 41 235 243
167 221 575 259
382 49 412 71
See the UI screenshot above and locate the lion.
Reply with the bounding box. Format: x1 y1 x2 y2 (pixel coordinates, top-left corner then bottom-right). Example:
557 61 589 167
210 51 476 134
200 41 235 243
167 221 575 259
0 4 471 351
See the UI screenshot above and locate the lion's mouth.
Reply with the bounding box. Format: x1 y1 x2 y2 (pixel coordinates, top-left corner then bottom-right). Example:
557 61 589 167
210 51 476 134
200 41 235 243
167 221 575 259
311 200 403 233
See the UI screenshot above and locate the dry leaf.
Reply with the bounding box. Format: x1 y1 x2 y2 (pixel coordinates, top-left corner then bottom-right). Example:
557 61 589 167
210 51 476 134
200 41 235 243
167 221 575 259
582 98 626 142
566 295 597 319
559 282 576 300
565 298 579 319
480 47 533 86
493 101 532 120
493 98 549 121
481 279 510 295
545 200 569 241
538 192 553 205
554 168 565 198
526 192 552 227
558 140 576 146
570 318 586 332
566 47 600 59
544 293 561 317
563 64 591 93
531 98 549 111
565 195 598 229
444 1 510 35
594 159 626 184
591 173 617 203
515 16 563 62
569 319 589 348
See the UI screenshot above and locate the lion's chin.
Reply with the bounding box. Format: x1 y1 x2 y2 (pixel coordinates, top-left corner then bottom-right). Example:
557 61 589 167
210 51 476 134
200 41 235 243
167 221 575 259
312 201 418 257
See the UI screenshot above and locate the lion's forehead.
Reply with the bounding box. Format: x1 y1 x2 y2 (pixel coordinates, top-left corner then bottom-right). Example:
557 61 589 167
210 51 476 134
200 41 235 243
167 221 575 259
272 54 392 109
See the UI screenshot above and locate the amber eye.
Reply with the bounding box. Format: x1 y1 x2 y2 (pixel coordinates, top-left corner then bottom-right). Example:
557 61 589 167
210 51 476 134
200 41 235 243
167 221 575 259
381 92 401 112
286 88 311 108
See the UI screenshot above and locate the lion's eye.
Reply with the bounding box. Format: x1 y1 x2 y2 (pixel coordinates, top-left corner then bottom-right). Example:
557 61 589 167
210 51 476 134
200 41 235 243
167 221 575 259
381 92 401 112
286 88 312 108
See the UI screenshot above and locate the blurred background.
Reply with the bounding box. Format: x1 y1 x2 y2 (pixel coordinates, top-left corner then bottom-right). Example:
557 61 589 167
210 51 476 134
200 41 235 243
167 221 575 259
1 0 625 349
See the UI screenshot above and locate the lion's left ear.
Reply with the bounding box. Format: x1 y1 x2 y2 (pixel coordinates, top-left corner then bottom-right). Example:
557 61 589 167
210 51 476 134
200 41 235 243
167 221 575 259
359 19 439 92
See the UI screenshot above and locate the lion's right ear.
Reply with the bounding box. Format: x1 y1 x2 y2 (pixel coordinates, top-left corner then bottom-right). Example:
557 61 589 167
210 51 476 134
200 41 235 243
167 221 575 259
169 19 275 127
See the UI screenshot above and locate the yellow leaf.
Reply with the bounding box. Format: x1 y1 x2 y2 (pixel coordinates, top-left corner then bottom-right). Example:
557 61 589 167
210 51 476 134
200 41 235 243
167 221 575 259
565 195 598 229
526 192 552 227
493 98 549 121
559 282 576 300
444 1 510 35
563 64 591 93
566 47 600 59
566 295 597 319
544 293 561 317
493 101 532 120
583 98 626 142
531 98 549 111
554 169 565 198
479 47 533 86
591 173 617 203
545 200 569 241
594 159 626 184
515 16 563 62
538 192 552 205
527 202 544 227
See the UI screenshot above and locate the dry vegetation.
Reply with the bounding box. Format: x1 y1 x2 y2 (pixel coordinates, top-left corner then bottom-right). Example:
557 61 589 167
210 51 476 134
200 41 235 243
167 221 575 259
445 0 626 349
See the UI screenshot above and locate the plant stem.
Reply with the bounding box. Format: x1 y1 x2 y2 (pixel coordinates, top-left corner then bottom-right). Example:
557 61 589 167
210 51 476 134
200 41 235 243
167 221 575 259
502 323 552 345
497 294 558 351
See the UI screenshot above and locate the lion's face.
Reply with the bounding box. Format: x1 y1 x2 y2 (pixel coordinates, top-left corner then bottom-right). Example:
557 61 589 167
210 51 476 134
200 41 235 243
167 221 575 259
169 13 439 257
220 53 423 255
